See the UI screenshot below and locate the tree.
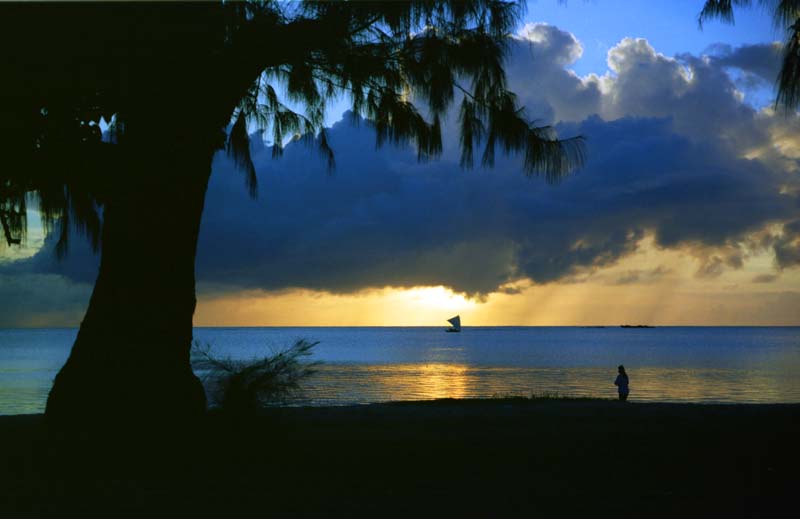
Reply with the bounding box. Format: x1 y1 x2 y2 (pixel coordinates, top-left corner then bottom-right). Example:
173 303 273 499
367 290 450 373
699 0 800 111
0 2 584 425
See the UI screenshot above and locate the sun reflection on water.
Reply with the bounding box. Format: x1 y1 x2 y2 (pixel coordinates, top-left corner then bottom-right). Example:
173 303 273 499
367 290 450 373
294 364 800 406
413 363 469 400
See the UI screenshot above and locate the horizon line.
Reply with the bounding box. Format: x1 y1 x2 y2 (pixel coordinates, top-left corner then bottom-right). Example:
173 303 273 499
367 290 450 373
3 324 800 330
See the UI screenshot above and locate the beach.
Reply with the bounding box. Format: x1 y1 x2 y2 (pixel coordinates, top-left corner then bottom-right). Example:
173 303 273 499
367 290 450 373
1 399 797 517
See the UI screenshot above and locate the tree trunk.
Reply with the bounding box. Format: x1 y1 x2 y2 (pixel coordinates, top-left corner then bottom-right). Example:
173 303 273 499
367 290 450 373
45 129 219 429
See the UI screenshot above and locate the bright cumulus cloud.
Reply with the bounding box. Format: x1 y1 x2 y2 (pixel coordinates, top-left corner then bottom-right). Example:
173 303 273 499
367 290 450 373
2 23 799 326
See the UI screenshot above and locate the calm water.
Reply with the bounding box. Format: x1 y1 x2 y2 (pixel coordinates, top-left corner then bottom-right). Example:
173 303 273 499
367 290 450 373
1 327 799 414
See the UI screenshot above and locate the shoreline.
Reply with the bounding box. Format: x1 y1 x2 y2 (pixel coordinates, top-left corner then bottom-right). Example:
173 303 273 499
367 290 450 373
2 396 800 420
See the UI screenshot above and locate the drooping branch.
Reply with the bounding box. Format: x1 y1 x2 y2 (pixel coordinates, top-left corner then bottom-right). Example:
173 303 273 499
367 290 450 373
698 0 748 27
699 0 800 111
1 1 579 256
777 20 800 112
0 211 21 246
223 2 581 190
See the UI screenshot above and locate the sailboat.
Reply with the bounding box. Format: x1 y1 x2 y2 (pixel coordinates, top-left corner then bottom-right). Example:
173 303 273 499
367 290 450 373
445 315 461 333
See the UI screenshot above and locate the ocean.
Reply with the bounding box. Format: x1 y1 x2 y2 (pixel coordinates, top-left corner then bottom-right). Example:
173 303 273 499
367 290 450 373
1 326 799 414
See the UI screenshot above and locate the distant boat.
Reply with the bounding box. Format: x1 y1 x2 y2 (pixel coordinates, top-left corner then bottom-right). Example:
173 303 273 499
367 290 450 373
620 324 656 328
446 315 461 333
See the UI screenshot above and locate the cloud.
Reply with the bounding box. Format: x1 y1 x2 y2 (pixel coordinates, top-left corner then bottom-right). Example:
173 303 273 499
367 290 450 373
752 273 778 283
506 28 796 164
773 219 800 269
0 272 91 327
187 107 795 296
706 42 783 87
506 23 603 123
190 30 798 296
2 231 98 284
695 257 725 279
611 266 671 285
3 26 799 308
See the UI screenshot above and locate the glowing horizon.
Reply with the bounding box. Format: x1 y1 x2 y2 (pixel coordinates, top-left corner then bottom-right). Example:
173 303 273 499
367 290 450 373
192 237 800 327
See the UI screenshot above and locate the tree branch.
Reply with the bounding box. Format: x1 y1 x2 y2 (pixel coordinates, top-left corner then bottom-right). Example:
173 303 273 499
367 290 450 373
0 211 21 246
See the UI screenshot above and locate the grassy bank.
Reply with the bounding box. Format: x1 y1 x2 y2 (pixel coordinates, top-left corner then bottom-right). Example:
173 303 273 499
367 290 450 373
1 399 798 517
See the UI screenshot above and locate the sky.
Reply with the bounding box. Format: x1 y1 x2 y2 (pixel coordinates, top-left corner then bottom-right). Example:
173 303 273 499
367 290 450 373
1 0 799 327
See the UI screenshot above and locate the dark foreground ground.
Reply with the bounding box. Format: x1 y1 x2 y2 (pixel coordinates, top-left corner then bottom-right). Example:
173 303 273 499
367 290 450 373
1 399 798 518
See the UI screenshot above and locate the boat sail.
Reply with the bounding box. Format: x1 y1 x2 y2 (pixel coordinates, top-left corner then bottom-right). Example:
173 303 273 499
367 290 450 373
446 315 461 333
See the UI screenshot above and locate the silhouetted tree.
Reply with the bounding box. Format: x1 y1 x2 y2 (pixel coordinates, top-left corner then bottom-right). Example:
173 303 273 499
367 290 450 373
699 0 800 111
0 2 583 424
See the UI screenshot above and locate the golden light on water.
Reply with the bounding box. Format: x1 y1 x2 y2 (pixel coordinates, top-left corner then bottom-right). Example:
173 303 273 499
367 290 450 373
296 366 800 405
414 363 469 400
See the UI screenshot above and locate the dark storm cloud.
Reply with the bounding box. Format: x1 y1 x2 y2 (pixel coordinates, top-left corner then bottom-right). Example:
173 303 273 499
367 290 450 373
0 232 96 325
196 119 525 295
187 29 799 295
0 272 91 326
773 219 800 269
189 108 794 296
2 231 99 284
706 42 783 86
3 26 798 303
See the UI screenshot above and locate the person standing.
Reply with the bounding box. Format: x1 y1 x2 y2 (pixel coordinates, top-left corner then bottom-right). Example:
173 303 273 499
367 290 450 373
614 365 629 401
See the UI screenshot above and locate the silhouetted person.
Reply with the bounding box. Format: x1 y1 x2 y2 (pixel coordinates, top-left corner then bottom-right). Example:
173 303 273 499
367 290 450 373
614 365 629 401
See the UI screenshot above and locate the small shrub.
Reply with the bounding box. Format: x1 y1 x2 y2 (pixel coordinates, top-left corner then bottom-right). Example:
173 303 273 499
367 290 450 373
529 391 566 400
492 391 573 401
490 392 529 400
192 339 320 416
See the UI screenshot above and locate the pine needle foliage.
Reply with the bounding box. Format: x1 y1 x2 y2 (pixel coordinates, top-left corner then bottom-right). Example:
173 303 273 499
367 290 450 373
699 0 800 112
1 1 584 255
778 19 800 110
192 339 320 415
